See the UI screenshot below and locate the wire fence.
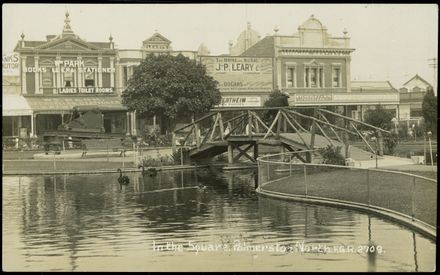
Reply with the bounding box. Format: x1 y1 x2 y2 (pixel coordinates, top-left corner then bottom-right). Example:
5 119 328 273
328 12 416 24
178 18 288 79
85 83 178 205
258 152 437 232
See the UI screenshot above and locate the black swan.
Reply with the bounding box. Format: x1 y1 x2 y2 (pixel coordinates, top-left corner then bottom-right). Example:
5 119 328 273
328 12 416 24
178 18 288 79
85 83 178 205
138 164 158 177
117 168 130 185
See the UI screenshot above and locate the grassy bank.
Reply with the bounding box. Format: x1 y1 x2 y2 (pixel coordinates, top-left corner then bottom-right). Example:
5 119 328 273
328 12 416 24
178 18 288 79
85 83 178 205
261 168 436 227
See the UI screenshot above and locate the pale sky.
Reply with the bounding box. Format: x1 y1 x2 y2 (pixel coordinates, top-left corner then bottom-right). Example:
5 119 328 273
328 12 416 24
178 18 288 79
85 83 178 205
2 4 438 88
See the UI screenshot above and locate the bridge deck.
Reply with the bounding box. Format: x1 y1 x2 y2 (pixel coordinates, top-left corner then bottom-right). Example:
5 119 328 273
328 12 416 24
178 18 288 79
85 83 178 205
188 132 374 161
280 133 375 161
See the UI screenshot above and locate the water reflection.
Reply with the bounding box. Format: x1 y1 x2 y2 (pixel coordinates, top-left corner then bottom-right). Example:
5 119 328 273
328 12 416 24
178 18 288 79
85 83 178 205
2 169 435 272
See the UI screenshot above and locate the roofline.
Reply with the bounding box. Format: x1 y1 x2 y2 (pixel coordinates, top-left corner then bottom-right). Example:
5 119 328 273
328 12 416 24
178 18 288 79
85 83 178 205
402 74 433 87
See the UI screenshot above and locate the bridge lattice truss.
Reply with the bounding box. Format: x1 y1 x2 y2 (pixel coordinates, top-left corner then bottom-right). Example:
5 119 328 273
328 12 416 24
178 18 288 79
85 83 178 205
173 107 390 163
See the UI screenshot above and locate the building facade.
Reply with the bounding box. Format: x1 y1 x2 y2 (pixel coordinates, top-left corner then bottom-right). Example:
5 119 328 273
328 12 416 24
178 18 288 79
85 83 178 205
398 74 433 122
8 12 130 138
3 13 405 140
236 15 400 118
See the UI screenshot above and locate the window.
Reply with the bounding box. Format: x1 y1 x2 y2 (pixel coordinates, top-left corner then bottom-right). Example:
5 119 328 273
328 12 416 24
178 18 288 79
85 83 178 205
305 68 309 87
332 68 341 87
127 66 134 80
320 68 324 87
287 67 295 87
42 69 52 88
311 68 317 87
85 71 95 87
64 71 73 87
123 66 128 87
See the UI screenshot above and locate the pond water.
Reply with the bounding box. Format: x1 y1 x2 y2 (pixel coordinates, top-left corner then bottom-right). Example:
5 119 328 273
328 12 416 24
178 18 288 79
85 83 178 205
2 168 436 271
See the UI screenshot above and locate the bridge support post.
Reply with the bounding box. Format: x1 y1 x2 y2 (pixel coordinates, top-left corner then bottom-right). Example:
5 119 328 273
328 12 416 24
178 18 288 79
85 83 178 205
344 132 350 159
228 143 234 164
306 151 313 163
253 142 259 160
377 130 384 156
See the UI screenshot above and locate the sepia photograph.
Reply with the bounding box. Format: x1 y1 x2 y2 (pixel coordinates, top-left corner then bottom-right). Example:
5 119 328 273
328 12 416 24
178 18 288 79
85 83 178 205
2 3 437 272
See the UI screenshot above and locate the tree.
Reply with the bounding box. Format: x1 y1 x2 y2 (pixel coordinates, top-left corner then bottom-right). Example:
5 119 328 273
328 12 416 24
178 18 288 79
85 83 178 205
121 54 221 133
422 87 437 135
363 105 394 131
262 89 289 124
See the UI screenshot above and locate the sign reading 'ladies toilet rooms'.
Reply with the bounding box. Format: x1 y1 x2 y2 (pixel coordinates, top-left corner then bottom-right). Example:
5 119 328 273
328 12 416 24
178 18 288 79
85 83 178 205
200 56 273 92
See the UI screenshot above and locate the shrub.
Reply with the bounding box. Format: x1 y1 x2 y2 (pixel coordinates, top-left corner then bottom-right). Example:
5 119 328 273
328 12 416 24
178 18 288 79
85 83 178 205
319 145 345 165
143 128 173 147
384 132 399 155
171 147 189 164
142 156 162 167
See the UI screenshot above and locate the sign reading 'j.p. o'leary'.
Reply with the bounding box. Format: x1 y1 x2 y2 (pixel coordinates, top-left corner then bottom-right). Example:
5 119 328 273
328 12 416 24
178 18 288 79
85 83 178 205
200 56 273 92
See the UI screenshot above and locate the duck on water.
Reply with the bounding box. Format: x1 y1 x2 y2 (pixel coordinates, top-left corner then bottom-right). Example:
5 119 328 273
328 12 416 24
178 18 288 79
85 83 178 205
117 168 130 186
138 165 160 177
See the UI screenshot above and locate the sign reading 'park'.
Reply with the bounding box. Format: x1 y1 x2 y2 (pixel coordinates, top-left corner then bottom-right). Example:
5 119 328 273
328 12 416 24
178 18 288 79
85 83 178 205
200 56 273 92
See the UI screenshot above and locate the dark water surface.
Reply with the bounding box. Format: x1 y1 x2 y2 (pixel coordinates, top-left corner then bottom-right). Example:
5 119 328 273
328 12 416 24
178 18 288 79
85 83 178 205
2 168 435 271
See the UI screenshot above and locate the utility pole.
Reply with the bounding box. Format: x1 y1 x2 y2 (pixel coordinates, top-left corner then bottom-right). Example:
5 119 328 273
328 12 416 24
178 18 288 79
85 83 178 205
428 58 437 95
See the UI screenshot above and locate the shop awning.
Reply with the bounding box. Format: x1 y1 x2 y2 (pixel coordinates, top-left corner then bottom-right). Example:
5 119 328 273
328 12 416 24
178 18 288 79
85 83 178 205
25 96 127 114
2 94 33 116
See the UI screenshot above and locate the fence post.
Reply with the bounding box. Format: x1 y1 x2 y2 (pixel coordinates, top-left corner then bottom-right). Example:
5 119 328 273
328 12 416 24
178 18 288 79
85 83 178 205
304 165 307 197
366 169 370 206
180 147 184 166
107 145 109 162
411 176 416 221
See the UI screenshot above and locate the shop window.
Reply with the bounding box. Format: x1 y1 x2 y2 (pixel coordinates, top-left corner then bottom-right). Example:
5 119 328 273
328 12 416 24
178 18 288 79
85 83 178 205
85 71 95 87
64 71 73 87
287 67 295 87
332 68 341 87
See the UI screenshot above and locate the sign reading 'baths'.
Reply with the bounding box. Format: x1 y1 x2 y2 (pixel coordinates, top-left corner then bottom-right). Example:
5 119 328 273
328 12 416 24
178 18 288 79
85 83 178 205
200 56 273 92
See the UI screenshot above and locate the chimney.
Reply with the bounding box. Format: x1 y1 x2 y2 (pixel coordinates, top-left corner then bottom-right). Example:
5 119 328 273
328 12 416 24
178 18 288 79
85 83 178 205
20 33 25 47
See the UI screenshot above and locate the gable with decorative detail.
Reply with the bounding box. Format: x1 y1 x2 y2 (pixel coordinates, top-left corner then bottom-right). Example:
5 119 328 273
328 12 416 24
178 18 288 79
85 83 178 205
36 37 100 51
142 33 171 45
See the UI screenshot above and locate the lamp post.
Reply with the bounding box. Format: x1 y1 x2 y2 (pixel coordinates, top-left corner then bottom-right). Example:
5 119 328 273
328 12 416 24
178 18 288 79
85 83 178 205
412 124 416 143
427 131 434 171
423 132 426 165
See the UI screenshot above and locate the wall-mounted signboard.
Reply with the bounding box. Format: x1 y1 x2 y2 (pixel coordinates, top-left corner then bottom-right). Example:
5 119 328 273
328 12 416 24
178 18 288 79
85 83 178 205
2 53 20 76
217 96 261 107
200 56 273 92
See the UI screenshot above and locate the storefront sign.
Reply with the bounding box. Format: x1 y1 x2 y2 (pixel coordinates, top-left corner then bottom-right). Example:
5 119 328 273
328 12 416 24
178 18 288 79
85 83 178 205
218 96 261 107
24 67 115 73
295 94 333 102
24 59 115 73
200 56 273 92
58 87 114 94
2 53 20 76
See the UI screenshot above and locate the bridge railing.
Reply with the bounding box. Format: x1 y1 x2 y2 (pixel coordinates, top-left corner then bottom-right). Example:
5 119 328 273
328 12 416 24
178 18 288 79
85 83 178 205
258 152 437 238
173 107 392 158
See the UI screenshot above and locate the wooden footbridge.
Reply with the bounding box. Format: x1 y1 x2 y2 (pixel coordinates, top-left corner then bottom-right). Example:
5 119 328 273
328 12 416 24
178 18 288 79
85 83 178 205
173 107 390 164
